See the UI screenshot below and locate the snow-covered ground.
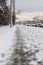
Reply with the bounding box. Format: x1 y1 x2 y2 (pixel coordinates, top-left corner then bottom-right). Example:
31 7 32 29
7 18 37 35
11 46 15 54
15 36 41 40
0 25 43 65
0 26 16 65
18 25 43 65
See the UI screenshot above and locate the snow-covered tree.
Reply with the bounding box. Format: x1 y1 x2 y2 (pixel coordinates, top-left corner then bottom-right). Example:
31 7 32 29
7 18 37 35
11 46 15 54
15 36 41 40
0 0 10 25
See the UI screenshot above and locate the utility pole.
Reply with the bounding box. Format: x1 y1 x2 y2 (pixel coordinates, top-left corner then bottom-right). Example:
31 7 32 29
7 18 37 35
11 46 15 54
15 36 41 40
13 0 15 12
13 0 15 25
10 0 13 27
10 0 15 27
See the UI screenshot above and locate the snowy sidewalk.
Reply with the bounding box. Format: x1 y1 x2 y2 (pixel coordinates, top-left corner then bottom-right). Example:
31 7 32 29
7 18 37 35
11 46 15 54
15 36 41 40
0 26 17 65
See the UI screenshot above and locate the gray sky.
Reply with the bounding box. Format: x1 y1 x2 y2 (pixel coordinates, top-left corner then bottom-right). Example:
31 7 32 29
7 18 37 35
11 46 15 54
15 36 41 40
8 0 43 12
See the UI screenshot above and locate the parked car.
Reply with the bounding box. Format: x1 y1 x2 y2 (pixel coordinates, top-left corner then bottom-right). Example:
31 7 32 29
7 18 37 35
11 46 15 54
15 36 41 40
35 23 43 27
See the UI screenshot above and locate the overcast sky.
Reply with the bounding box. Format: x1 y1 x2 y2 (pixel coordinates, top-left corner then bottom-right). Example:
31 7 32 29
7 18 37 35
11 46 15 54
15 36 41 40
8 0 43 12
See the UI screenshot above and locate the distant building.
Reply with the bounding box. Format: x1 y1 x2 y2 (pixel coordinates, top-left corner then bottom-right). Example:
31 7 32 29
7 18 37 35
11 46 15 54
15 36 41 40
33 16 43 24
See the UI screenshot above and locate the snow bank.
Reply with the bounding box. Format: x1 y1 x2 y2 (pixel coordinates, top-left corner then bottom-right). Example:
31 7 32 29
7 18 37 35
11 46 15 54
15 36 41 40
0 26 16 65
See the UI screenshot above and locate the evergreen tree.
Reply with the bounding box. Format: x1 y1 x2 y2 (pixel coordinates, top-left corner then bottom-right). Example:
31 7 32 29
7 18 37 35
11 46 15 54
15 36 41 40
0 0 10 25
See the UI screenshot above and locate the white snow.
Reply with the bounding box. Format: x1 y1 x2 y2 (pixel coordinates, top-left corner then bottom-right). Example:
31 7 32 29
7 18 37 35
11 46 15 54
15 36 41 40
0 25 43 65
0 26 16 65
18 25 43 63
29 61 38 65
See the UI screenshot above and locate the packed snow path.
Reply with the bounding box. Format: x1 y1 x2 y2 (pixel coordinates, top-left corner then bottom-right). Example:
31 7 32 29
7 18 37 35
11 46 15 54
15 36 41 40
14 26 31 65
11 25 43 65
0 25 43 65
13 25 43 65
